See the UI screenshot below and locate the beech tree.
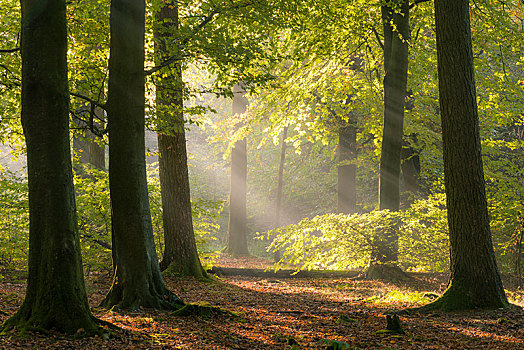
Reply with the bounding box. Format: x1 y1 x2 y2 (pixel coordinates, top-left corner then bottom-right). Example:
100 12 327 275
0 0 101 334
72 103 106 170
273 126 288 261
337 119 357 214
370 0 410 273
225 85 249 256
154 0 207 279
73 130 105 170
101 0 183 310
146 0 281 270
424 0 508 310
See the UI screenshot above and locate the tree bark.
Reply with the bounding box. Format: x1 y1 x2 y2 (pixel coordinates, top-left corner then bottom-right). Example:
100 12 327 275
73 132 105 170
101 0 183 310
154 1 207 279
372 0 409 264
337 121 357 214
400 139 420 197
225 85 249 257
73 107 106 170
1 0 100 335
424 0 508 310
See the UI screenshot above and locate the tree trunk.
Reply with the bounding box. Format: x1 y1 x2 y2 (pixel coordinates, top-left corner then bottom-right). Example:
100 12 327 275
154 1 207 279
372 0 409 265
73 106 106 170
273 126 288 261
425 0 508 310
73 131 105 170
337 121 357 214
101 0 183 310
225 85 249 257
400 139 420 197
1 0 100 335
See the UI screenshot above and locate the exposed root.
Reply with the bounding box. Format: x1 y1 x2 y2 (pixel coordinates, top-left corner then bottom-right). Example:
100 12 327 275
93 316 121 331
100 283 184 312
1 311 104 338
398 283 509 314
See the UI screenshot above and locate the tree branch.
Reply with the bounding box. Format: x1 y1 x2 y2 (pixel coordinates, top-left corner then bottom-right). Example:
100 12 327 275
70 110 107 138
145 10 219 76
145 0 257 75
0 64 21 91
80 232 112 250
371 26 384 50
0 48 20 53
70 91 106 110
70 93 107 138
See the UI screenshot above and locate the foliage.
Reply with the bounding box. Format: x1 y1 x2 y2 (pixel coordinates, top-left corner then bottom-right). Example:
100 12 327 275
73 164 113 274
0 0 22 148
399 193 449 272
262 210 395 271
0 170 28 270
262 194 449 272
0 163 223 275
364 290 436 306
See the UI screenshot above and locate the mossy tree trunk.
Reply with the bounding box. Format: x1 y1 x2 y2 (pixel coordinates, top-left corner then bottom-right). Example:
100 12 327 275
225 85 249 257
337 120 357 214
372 0 409 265
102 0 183 310
154 1 207 279
1 0 100 335
426 0 508 310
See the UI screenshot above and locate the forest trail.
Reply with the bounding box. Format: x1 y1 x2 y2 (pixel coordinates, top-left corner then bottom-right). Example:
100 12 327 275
1 256 523 349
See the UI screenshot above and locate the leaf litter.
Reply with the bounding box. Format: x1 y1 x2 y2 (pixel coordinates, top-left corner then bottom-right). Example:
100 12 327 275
0 256 523 349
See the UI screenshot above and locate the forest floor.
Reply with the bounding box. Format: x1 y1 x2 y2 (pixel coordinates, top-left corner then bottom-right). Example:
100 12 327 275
1 256 523 349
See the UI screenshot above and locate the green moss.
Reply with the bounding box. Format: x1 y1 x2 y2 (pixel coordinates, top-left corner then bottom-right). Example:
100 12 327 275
162 261 210 281
171 302 235 318
337 314 358 324
1 310 105 338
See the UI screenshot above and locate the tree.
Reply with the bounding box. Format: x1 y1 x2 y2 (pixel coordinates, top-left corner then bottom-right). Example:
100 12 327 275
101 0 183 310
337 119 357 214
154 0 208 279
0 0 101 334
273 126 288 261
145 0 284 263
400 136 421 199
423 0 508 310
73 130 105 170
370 0 410 269
73 108 106 171
225 85 249 256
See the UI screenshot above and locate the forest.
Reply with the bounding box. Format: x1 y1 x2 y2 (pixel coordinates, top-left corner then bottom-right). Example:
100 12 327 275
0 0 523 348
